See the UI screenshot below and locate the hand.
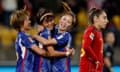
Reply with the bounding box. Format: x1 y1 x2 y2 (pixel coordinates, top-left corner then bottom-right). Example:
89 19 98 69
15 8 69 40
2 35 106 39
95 61 100 70
66 49 73 56
69 48 75 56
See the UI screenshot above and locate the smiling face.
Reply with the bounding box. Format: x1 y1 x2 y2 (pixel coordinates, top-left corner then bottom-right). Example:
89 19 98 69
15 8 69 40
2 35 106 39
43 17 55 31
59 14 73 32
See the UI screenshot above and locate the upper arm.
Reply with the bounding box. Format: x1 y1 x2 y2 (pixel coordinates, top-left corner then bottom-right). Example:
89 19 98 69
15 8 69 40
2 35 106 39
82 30 95 49
22 35 36 49
31 44 47 56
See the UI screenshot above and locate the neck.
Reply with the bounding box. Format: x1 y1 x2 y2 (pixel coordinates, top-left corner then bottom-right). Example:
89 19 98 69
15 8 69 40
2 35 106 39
20 28 26 32
58 29 65 33
93 23 101 30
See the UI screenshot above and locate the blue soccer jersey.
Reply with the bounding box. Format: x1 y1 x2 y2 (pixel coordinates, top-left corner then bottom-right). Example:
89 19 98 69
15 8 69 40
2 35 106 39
33 28 51 72
15 31 36 72
52 28 72 72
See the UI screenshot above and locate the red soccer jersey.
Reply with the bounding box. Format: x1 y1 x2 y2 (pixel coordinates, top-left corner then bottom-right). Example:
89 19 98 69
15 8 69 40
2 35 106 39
80 25 103 72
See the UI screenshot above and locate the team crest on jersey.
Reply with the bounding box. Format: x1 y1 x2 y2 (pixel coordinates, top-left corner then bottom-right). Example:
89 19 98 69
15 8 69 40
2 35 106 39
89 32 94 40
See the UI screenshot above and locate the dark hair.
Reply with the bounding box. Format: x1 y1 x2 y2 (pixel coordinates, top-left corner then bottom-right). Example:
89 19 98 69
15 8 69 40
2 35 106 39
104 30 114 38
88 8 105 24
36 8 54 24
10 9 30 30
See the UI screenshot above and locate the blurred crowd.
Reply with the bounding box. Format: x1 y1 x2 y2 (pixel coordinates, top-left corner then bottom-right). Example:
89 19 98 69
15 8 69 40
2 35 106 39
0 0 119 64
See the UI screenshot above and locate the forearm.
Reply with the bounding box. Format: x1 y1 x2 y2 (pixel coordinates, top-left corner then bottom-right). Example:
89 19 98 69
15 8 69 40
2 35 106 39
84 47 97 62
47 46 69 57
49 51 67 57
31 44 48 56
33 35 57 45
82 37 98 62
33 35 48 45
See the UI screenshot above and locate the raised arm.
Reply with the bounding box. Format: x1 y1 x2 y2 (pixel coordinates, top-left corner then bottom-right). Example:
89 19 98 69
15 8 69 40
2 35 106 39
33 34 57 45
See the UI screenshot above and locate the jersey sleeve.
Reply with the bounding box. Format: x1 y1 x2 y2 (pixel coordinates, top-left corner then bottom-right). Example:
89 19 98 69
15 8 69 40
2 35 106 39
82 29 98 62
22 34 36 49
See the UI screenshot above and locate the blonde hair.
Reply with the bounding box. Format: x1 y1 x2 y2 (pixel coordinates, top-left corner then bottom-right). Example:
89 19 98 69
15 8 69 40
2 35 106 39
61 2 76 25
10 9 30 30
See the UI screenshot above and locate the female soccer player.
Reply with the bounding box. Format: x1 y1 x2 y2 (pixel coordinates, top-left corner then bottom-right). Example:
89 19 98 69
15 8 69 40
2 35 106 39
79 8 109 72
33 11 76 72
10 9 48 72
33 8 74 72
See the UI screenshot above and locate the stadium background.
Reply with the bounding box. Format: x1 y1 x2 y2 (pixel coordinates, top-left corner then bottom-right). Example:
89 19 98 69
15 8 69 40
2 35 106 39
0 0 120 72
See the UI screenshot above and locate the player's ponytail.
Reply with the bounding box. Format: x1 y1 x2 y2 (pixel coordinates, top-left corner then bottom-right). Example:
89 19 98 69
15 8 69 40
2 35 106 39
88 8 105 24
61 2 76 25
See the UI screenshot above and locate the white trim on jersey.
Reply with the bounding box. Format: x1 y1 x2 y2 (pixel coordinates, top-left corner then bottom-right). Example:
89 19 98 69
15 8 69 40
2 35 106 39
56 32 66 40
19 38 26 59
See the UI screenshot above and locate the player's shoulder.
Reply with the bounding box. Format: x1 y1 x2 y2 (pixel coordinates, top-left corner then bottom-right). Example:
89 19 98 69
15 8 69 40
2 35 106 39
40 28 50 35
63 32 72 40
57 32 71 40
18 31 30 39
64 32 71 37
85 25 94 32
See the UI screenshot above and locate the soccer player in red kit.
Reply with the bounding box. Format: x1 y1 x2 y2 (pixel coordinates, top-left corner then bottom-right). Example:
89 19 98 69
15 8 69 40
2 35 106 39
79 8 109 72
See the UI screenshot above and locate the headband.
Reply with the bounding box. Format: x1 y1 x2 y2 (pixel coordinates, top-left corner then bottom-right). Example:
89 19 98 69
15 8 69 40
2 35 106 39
40 13 53 22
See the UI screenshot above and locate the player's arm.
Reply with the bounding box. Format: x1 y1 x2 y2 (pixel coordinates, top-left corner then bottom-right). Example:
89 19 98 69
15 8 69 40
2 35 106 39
33 34 57 45
23 37 48 56
47 46 73 57
31 44 48 56
82 31 98 62
46 36 73 57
